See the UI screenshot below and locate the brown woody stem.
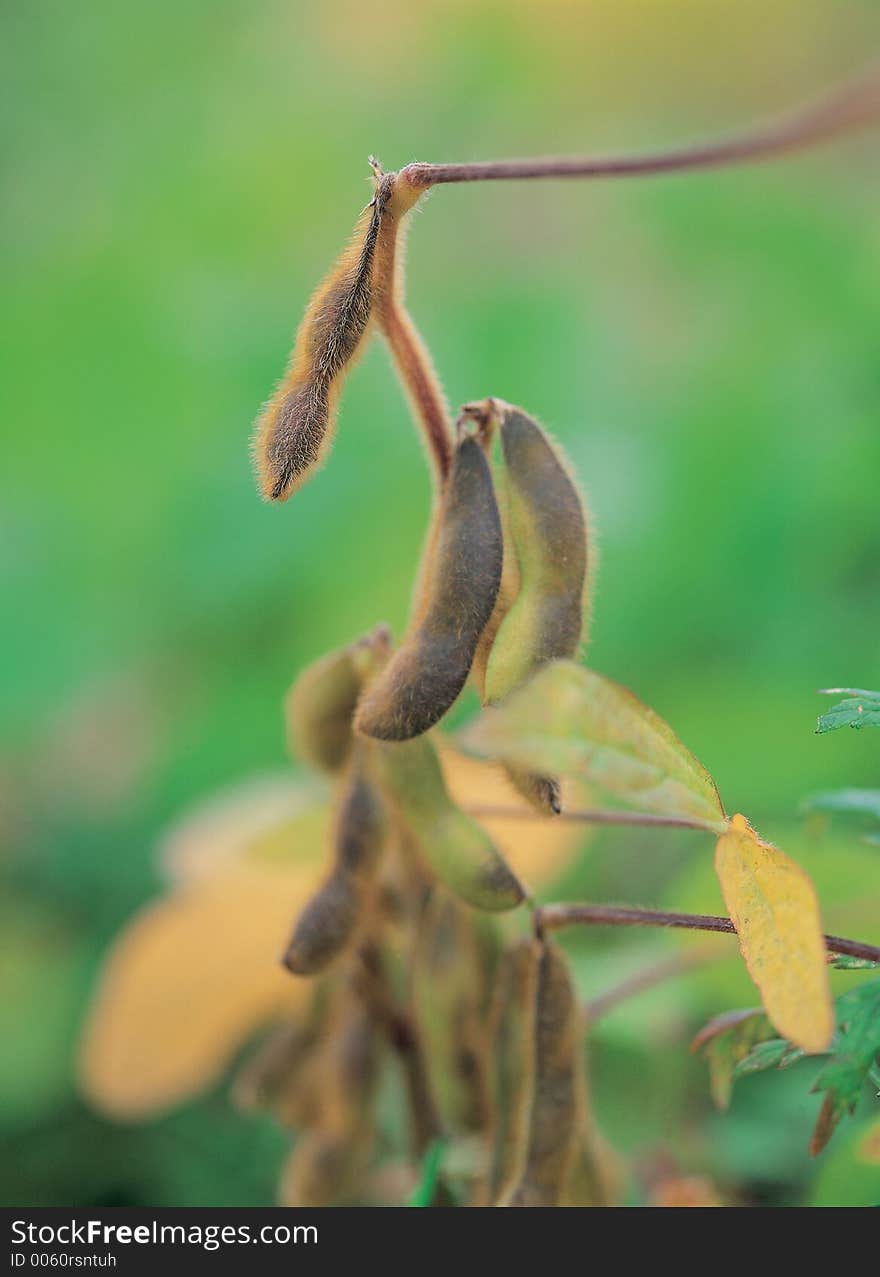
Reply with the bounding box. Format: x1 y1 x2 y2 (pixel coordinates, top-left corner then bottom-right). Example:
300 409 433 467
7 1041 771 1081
536 903 880 964
401 63 880 188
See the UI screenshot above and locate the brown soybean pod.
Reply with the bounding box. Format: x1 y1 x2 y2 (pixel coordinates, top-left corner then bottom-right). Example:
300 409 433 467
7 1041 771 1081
484 404 589 814
285 626 390 774
254 175 394 502
282 750 385 975
501 942 579 1207
354 432 503 741
488 939 539 1202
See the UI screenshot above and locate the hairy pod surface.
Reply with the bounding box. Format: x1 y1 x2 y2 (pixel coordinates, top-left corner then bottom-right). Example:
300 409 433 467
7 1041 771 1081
483 404 589 814
283 751 386 975
373 734 524 912
413 893 496 1135
354 433 503 741
488 939 539 1202
501 942 579 1207
286 626 391 774
254 176 394 502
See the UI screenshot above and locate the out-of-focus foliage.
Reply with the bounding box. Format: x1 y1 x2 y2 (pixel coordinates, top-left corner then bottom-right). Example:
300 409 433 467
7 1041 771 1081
3 0 880 1206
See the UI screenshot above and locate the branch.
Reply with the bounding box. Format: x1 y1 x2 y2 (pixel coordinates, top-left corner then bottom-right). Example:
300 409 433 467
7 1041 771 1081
401 62 880 188
466 803 717 833
536 902 880 964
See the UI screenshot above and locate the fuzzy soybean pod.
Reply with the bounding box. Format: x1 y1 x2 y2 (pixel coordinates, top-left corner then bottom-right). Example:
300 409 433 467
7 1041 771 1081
373 734 524 912
286 626 391 774
354 431 503 741
483 403 589 814
253 175 394 502
501 942 579 1207
487 939 539 1203
283 751 386 975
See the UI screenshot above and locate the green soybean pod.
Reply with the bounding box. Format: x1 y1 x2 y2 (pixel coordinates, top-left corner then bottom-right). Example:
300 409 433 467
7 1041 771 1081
484 404 589 814
282 750 386 975
488 939 539 1203
501 942 579 1207
373 734 524 913
354 431 503 741
286 626 390 774
254 176 394 503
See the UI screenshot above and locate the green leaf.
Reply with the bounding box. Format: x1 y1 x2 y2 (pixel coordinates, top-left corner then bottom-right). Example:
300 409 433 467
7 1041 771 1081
690 1008 773 1109
816 691 880 734
810 980 880 1155
463 661 727 830
831 955 880 972
735 1037 805 1079
407 1139 446 1207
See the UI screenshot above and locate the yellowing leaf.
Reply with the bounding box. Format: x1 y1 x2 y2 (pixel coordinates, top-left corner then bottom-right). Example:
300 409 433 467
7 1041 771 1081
714 815 833 1053
439 744 589 889
78 860 320 1119
463 661 726 830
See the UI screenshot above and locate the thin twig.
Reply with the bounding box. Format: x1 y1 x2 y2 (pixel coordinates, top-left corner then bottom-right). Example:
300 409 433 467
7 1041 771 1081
402 62 880 188
536 902 880 964
372 178 453 480
467 803 718 833
583 945 721 1023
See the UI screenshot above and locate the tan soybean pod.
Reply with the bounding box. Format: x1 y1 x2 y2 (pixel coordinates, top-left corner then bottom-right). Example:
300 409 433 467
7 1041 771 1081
232 981 333 1129
373 734 524 912
283 750 386 975
279 997 379 1207
488 939 539 1203
286 625 390 774
413 893 496 1135
354 431 503 741
254 175 395 502
484 403 589 814
500 941 579 1207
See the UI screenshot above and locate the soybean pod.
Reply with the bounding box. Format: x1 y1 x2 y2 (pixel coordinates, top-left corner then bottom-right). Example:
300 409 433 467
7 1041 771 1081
501 942 579 1207
373 734 524 913
487 939 539 1202
483 402 589 814
354 430 503 741
283 749 386 975
254 175 394 502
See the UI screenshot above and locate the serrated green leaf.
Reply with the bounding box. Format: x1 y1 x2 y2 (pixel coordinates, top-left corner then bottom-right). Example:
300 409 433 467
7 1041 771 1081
463 661 727 830
810 980 880 1155
816 694 880 734
735 1037 803 1078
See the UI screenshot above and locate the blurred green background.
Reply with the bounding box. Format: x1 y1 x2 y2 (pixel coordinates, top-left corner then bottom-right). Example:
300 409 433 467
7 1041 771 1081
2 0 879 1206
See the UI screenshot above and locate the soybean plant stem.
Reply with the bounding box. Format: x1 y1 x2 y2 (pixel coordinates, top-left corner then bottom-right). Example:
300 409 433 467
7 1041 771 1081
401 62 880 188
536 903 880 965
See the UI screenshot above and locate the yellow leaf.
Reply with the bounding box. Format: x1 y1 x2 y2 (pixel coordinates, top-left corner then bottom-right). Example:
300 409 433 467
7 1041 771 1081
714 815 833 1053
78 860 320 1119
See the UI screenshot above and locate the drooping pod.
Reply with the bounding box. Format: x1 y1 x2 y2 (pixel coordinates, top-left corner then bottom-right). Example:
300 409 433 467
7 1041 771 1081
285 625 391 774
232 982 332 1128
279 996 380 1207
500 941 579 1207
481 401 590 814
373 734 524 912
413 893 497 1136
354 429 503 741
283 748 386 975
487 939 539 1202
253 174 395 502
